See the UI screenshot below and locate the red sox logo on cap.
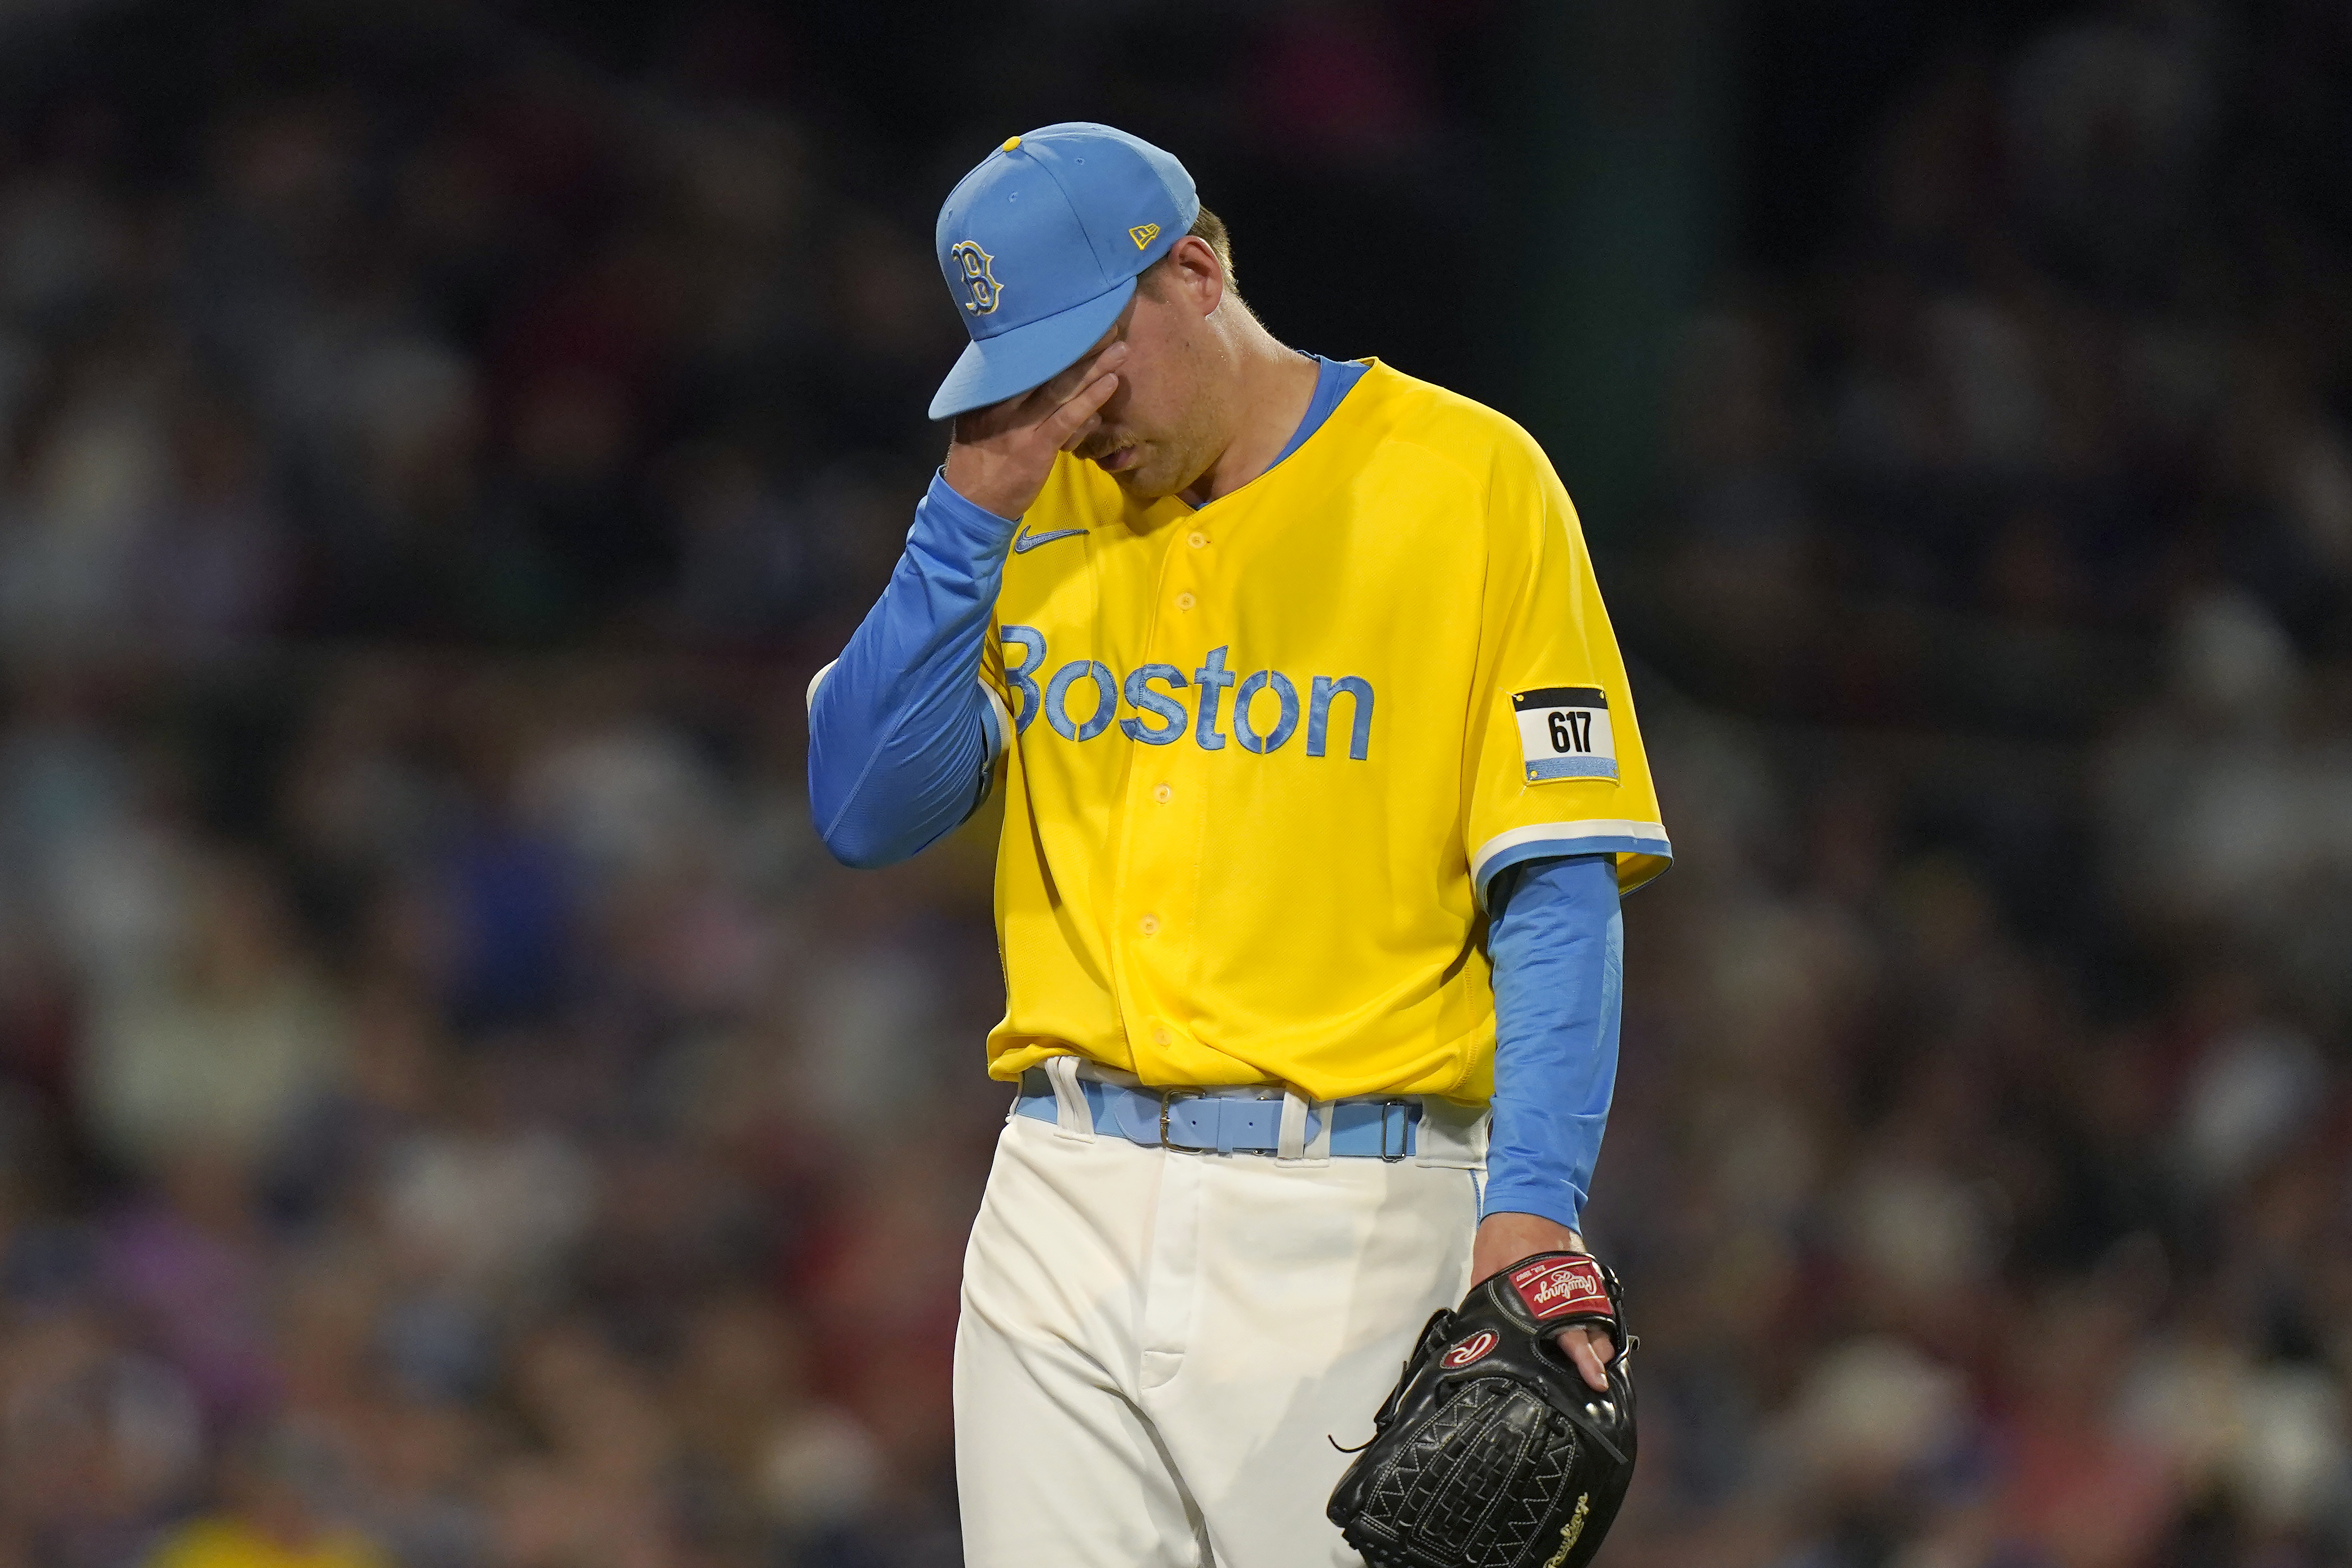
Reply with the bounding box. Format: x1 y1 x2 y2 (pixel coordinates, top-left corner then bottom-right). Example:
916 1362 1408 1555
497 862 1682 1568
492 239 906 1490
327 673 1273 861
951 240 1002 314
1441 1331 1499 1369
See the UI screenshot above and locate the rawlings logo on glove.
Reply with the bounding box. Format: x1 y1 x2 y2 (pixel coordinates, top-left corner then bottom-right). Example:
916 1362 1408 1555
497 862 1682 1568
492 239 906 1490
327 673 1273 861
1508 1255 1612 1321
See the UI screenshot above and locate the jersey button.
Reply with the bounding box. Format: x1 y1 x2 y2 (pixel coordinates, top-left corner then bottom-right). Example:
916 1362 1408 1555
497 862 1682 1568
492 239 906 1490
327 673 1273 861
1138 914 1160 936
1187 531 1209 549
1152 784 1172 804
1175 592 1196 612
1152 1026 1172 1046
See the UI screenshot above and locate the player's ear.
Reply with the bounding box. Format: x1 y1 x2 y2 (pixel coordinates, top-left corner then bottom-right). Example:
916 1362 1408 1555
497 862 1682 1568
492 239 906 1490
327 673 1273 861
1160 235 1225 318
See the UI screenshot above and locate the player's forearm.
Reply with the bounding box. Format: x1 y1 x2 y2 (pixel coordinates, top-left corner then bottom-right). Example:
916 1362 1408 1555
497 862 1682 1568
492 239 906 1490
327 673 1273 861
806 473 1014 868
1483 852 1621 1232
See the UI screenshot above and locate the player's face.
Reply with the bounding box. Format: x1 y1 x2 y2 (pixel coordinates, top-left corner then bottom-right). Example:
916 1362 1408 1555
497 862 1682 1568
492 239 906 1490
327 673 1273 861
1070 284 1226 501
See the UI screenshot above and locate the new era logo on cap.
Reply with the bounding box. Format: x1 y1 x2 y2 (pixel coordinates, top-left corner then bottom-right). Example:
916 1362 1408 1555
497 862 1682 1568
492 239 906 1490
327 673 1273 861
928 123 1199 420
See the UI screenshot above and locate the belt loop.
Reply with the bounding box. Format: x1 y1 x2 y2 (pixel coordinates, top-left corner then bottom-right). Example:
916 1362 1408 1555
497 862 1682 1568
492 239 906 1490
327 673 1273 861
1304 1097 1334 1162
1043 1055 1094 1141
1414 1099 1490 1170
1276 1088 1309 1161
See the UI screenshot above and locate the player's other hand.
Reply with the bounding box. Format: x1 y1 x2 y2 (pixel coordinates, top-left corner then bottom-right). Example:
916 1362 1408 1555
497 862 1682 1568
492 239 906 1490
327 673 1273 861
1470 1212 1617 1394
944 338 1127 521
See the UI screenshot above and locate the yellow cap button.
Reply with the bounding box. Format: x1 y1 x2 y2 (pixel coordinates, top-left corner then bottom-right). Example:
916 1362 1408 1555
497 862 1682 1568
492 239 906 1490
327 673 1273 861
1188 531 1209 549
1153 784 1172 804
1139 914 1160 936
1175 592 1196 611
1002 136 1022 152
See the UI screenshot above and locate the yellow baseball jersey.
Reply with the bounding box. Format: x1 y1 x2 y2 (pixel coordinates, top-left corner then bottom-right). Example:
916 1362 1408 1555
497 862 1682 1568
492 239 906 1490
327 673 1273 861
977 360 1669 1103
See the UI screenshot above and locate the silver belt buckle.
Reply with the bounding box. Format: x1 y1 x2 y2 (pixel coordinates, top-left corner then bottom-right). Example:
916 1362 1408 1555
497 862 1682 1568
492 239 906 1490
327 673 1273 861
1378 1098 1412 1162
1159 1089 1204 1150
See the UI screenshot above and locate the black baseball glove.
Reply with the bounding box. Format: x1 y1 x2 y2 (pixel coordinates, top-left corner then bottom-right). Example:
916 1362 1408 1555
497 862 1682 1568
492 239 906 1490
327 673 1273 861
1327 1252 1637 1568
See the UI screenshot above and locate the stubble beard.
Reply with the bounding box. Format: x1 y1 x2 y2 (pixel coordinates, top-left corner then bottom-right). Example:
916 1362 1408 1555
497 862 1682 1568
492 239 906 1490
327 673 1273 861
1109 448 1193 501
1090 416 1219 503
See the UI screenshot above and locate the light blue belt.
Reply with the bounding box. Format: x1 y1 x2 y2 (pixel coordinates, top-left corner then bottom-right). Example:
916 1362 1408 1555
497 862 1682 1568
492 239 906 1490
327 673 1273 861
1015 1069 1420 1158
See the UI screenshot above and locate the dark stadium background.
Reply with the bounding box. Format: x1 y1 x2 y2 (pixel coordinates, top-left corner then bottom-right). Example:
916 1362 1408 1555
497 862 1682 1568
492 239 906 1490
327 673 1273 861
0 3 2347 1566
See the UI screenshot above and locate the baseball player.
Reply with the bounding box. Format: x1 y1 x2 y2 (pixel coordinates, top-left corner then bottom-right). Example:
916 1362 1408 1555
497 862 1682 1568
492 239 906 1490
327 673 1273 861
806 124 1669 1567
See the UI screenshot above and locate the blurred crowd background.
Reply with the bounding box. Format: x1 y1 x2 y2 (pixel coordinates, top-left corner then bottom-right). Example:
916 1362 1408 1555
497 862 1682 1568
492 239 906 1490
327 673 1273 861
0 2 2346 1567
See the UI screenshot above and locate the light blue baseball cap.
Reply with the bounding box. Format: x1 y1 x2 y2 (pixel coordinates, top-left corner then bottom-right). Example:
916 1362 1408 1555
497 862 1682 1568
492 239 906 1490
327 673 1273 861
928 122 1199 421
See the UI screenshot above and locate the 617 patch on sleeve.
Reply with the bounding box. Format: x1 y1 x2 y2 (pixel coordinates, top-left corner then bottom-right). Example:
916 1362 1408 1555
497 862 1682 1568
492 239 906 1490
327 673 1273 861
1512 687 1618 782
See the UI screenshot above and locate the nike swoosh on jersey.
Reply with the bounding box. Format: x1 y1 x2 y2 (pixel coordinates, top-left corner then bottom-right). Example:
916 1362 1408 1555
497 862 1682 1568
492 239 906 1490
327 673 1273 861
1011 524 1088 553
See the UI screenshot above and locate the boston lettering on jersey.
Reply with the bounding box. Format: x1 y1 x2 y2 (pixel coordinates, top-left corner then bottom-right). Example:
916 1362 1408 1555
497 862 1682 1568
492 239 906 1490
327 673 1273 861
1001 626 1374 760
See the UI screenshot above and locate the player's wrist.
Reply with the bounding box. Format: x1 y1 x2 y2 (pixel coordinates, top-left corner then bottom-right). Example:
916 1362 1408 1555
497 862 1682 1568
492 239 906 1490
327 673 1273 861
924 468 1027 556
1470 1211 1584 1286
936 456 1033 525
1474 1206 1584 1245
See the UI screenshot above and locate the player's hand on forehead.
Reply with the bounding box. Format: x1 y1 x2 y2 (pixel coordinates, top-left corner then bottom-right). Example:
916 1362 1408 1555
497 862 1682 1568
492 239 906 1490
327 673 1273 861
1035 323 1125 406
956 333 1124 439
944 331 1125 519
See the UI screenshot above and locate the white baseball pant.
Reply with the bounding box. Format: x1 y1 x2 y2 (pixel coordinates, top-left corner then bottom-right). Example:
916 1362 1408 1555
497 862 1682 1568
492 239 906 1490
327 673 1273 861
953 1068 1486 1568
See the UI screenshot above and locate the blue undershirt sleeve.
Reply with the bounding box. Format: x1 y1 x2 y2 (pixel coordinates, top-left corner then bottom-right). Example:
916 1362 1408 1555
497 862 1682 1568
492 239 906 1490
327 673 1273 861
806 471 1013 868
1483 852 1624 1232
